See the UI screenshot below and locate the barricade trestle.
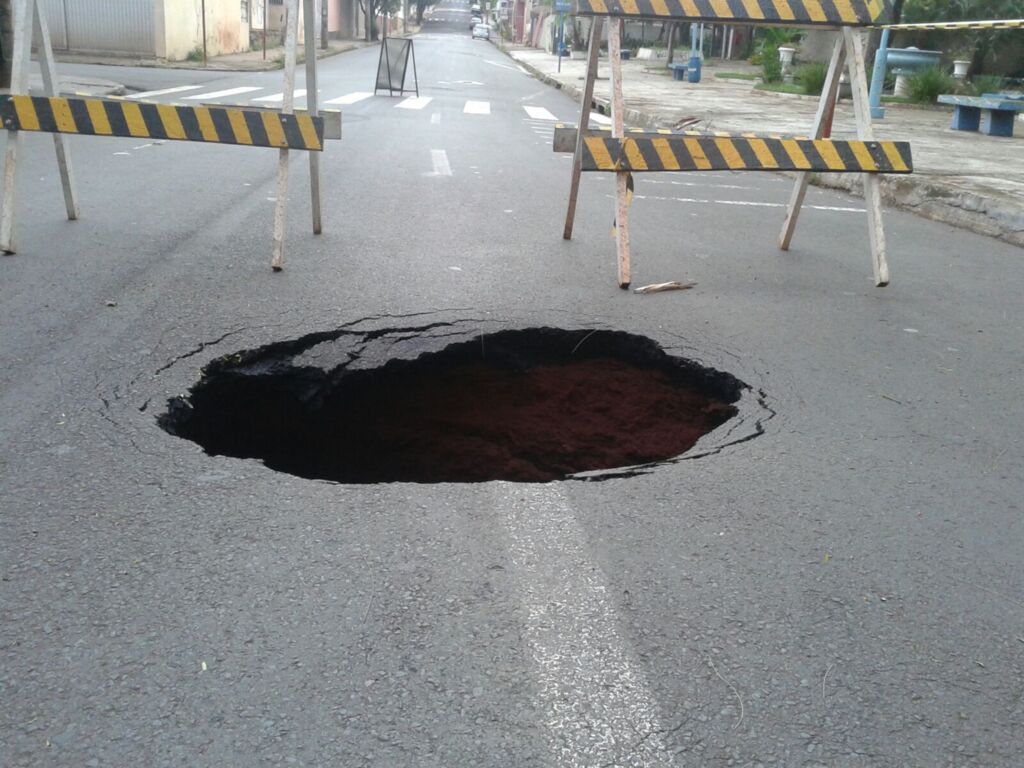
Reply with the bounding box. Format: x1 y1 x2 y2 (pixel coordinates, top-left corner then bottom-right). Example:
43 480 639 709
1 0 337 270
561 0 911 288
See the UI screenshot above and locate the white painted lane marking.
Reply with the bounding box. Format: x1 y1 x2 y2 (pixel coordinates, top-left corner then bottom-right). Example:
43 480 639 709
253 89 307 102
622 193 865 213
127 85 202 99
183 86 263 100
324 91 373 105
484 59 519 71
640 178 757 191
430 149 452 176
589 112 612 125
396 96 433 110
498 484 677 768
430 112 441 125
523 105 558 120
464 100 490 114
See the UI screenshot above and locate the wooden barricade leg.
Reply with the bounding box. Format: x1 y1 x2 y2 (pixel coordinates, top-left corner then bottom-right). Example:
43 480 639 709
608 19 631 289
844 27 890 287
1 0 36 254
778 34 844 251
271 0 300 271
563 17 603 241
34 3 78 222
303 0 322 235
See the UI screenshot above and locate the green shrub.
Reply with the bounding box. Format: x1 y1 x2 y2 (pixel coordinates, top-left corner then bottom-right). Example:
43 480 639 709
185 45 204 63
761 46 783 84
906 67 955 104
796 62 827 95
968 74 1003 96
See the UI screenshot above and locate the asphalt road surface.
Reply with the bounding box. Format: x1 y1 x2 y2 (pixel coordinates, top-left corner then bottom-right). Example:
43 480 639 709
2 4 1023 766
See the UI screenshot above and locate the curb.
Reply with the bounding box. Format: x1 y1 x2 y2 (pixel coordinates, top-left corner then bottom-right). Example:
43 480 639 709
505 47 1024 249
56 41 369 74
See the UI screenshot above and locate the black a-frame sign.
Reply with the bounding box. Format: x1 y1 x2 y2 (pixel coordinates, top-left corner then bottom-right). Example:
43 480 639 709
374 37 419 97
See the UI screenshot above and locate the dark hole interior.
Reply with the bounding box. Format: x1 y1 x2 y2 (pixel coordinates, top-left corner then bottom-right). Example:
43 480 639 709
160 328 744 483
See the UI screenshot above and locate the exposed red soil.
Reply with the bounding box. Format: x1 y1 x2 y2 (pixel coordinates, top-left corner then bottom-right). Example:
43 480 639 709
329 358 737 482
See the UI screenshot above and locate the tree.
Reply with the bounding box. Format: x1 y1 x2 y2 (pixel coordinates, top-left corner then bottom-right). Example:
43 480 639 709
416 0 442 24
0 0 12 89
360 0 402 40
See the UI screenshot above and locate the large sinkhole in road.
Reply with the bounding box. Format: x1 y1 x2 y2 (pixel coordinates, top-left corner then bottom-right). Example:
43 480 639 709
160 327 754 483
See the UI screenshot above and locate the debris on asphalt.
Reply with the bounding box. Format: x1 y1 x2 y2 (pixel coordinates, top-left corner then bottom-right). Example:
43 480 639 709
633 281 696 294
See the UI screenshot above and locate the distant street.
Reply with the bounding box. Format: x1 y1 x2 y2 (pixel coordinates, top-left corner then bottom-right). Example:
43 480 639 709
2 3 1023 766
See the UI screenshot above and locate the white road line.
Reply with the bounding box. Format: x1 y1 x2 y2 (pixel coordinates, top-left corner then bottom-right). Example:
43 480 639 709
523 105 558 120
252 89 307 102
641 179 757 191
464 100 490 114
498 485 676 768
589 113 612 125
626 193 865 213
484 59 519 71
430 149 452 176
127 85 202 99
396 96 433 110
324 91 373 105
430 112 441 125
183 86 263 100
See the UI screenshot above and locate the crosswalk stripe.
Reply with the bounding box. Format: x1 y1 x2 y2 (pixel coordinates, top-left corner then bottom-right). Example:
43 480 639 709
253 89 307 102
396 96 433 110
183 86 263 100
431 148 452 176
323 91 373 105
524 105 558 120
127 85 203 100
464 100 490 114
590 113 612 125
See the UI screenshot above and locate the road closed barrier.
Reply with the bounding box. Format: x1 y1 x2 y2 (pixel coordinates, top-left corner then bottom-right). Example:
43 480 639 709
0 94 338 151
1 0 333 270
553 125 913 174
560 0 912 288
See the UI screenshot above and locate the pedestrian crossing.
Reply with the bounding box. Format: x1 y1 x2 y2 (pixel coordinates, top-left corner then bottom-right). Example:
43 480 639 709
119 84 610 131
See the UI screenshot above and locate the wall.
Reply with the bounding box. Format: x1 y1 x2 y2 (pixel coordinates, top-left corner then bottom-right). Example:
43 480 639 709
159 0 247 60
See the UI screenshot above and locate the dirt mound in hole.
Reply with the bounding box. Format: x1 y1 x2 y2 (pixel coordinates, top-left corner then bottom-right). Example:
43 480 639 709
161 327 745 483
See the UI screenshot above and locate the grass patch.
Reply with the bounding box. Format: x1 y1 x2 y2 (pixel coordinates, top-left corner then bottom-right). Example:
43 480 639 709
715 71 759 81
754 81 805 95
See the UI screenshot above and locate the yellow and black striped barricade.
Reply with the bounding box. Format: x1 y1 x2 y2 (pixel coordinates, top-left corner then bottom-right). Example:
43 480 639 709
0 94 337 152
553 126 913 175
3 0 328 268
880 18 1023 31
561 0 906 288
571 0 892 26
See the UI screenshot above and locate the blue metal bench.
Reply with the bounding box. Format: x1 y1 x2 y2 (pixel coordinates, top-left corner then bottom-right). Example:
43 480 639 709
667 62 687 81
937 94 1024 138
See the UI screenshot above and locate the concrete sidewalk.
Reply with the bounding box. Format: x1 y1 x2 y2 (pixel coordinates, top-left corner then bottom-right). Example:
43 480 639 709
503 44 1024 248
54 38 375 73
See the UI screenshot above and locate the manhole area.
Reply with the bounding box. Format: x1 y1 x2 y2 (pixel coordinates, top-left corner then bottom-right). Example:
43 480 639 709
161 328 743 483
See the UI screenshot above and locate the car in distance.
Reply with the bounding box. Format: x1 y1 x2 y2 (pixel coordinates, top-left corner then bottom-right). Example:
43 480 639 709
469 14 482 29
472 23 491 40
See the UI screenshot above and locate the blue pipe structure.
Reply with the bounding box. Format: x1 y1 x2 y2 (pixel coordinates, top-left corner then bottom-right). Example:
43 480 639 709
869 27 891 120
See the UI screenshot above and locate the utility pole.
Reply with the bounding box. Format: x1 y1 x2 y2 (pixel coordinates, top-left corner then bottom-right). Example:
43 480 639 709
321 0 328 49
